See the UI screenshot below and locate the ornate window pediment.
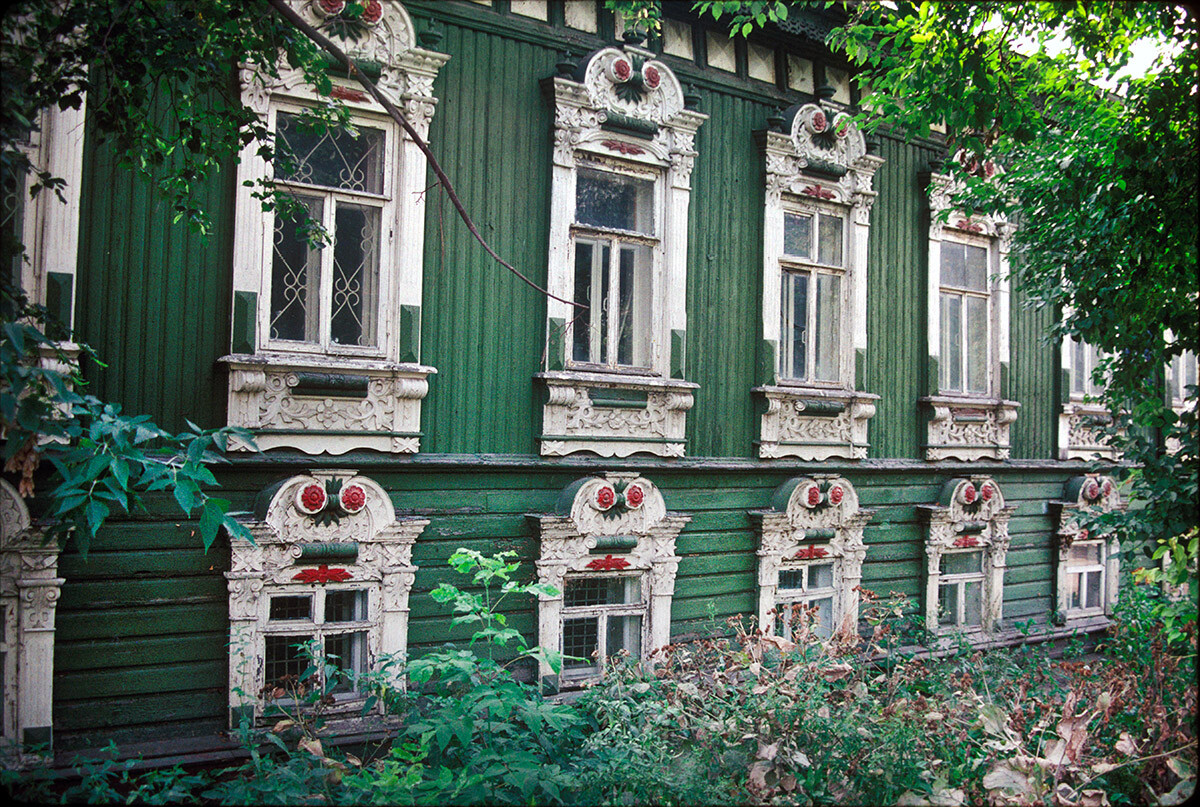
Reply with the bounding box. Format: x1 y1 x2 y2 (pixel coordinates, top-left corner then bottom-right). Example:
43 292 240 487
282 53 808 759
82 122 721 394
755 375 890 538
919 477 1014 637
1050 475 1123 626
226 470 427 728
221 0 447 455
530 474 688 690
752 476 872 641
754 102 882 460
537 43 706 458
920 166 1019 461
1 479 63 764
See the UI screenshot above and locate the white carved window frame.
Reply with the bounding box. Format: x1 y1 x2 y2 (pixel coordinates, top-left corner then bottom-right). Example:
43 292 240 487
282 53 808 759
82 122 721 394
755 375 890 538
531 474 688 691
1058 312 1121 460
754 103 883 460
1051 475 1123 627
226 470 427 728
752 476 872 641
920 170 1018 461
537 43 706 458
221 0 447 456
919 477 1014 638
0 479 63 765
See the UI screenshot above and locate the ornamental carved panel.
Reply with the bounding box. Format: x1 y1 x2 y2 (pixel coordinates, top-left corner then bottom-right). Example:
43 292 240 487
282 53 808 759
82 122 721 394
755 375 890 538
1059 402 1122 460
539 375 696 458
921 396 1020 461
755 388 878 460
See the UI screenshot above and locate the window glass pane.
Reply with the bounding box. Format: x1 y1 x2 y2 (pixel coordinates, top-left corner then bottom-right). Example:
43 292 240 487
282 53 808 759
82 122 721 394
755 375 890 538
940 242 965 287
564 576 641 608
325 589 368 623
1068 543 1103 566
811 596 834 639
963 580 983 625
814 272 841 381
616 243 652 367
778 569 805 591
276 112 384 194
783 213 812 259
818 214 844 267
964 245 988 290
942 551 983 576
661 18 693 59
966 295 988 393
1072 339 1086 394
576 169 654 234
324 630 368 694
809 562 834 589
269 595 312 622
1185 351 1197 390
331 203 380 347
1086 570 1103 609
605 614 642 660
563 617 599 669
1 164 22 301
940 293 962 391
781 271 809 379
572 240 595 362
1068 571 1083 610
271 196 323 342
599 244 610 364
939 582 958 625
264 634 313 686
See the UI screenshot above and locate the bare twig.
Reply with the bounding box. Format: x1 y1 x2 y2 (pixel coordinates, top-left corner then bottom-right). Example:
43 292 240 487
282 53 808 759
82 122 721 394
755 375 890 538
264 0 582 309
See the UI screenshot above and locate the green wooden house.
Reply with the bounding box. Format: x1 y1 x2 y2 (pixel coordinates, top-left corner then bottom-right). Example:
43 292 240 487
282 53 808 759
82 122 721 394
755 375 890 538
4 0 1162 767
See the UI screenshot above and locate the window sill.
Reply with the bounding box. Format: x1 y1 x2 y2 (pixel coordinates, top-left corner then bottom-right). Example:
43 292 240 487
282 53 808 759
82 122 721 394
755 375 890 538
753 386 879 460
920 396 1019 461
535 371 698 458
219 353 436 455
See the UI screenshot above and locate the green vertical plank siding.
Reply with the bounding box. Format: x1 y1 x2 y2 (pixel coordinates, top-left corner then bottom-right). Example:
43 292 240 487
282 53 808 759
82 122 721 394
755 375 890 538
1009 283 1058 458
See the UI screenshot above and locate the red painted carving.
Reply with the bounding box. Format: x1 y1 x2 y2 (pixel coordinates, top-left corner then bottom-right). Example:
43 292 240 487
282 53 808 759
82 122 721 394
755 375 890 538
601 139 645 156
960 483 977 505
340 484 366 513
802 185 836 200
587 555 631 571
595 485 616 510
793 545 829 560
805 485 822 507
300 483 327 513
624 484 645 509
331 85 367 102
828 485 844 505
293 565 353 584
952 535 980 548
319 0 345 13
613 58 632 81
954 219 984 233
361 0 383 24
643 65 661 89
980 483 994 502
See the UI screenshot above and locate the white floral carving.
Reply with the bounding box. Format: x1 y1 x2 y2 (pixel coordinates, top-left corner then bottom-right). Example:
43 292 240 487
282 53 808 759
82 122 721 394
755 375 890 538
539 374 696 458
922 397 1020 461
756 388 878 460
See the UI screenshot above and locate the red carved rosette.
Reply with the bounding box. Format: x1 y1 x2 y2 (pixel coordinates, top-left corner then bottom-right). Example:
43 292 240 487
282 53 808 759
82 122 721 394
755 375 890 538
804 484 823 508
980 482 994 502
805 107 828 135
316 0 346 17
361 0 383 24
587 554 631 571
296 482 328 515
624 483 645 510
793 545 829 560
609 56 633 83
957 482 978 506
1100 478 1114 498
834 115 850 139
293 565 353 584
952 535 980 548
1078 529 1089 541
339 483 367 514
642 63 661 90
828 485 844 506
1082 478 1101 502
595 484 616 511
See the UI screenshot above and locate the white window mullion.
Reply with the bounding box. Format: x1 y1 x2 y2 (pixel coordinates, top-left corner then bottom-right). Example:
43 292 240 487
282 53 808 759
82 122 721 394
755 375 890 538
606 237 620 367
318 194 336 350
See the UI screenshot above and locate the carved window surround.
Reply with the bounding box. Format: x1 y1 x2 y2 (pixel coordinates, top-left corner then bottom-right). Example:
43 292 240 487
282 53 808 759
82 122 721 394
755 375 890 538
539 43 706 458
918 477 1014 639
751 476 872 640
536 371 697 458
222 0 447 455
226 470 428 728
1058 401 1121 461
1 479 63 765
530 474 688 691
754 102 883 460
921 169 1017 461
1049 475 1123 628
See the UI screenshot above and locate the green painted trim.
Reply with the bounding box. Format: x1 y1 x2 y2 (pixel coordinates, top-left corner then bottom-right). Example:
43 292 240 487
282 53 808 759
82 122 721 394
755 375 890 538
601 113 659 139
855 347 865 389
588 387 648 408
793 399 845 415
805 528 835 540
399 304 421 363
774 440 868 448
592 535 638 553
540 434 686 444
23 725 52 748
232 291 257 355
927 355 940 397
759 338 778 387
671 329 686 379
292 372 370 399
1000 360 1010 400
316 54 382 81
547 317 565 372
46 271 73 329
1059 367 1071 406
298 542 359 562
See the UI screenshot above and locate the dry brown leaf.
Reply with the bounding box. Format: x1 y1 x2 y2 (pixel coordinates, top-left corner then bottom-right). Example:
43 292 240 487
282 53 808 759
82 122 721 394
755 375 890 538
780 773 797 792
272 719 296 733
757 741 778 761
821 662 854 681
298 737 324 757
1114 732 1139 757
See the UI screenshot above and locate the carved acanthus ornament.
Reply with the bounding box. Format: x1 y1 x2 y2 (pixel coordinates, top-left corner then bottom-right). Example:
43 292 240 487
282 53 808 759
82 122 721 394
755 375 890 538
920 396 1020 461
755 387 879 460
530 475 688 685
918 477 1014 637
751 477 873 639
1 479 63 765
226 470 428 725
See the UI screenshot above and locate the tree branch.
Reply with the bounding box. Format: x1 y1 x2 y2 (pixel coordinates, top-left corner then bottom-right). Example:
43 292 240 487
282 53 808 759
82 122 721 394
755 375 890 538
264 0 582 309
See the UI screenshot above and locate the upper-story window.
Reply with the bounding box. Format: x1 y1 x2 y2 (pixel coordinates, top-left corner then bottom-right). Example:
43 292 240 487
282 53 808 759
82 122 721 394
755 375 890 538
571 164 657 370
539 42 706 458
754 100 883 460
779 205 847 384
937 237 991 395
221 0 447 456
1169 349 1197 407
1069 338 1105 399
